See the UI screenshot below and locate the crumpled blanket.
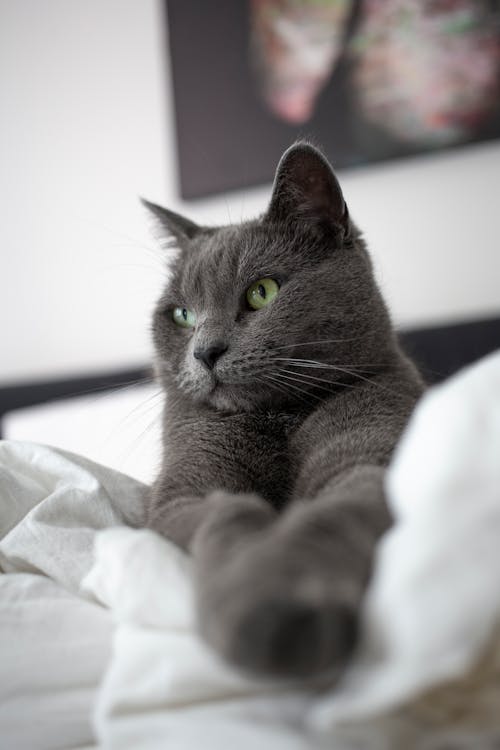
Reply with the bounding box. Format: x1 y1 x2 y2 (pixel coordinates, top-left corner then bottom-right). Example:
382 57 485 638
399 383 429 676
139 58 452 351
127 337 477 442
1 350 499 750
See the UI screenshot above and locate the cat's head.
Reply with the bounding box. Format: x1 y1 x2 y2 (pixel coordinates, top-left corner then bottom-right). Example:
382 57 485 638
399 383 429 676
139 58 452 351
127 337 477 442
146 142 393 413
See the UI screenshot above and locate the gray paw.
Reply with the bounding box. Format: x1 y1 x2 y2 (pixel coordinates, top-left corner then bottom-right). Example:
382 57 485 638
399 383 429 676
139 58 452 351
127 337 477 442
195 544 360 679
147 495 208 550
223 596 358 678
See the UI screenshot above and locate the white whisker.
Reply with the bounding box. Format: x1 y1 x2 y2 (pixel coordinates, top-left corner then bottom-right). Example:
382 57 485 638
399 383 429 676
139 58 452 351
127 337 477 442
275 367 350 390
262 372 322 404
261 373 317 405
271 336 373 351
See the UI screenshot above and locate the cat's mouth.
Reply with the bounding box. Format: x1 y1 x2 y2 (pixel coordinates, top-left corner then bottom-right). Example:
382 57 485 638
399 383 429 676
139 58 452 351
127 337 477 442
209 375 238 398
203 374 253 412
187 365 258 412
199 372 228 400
204 371 221 390
207 367 239 391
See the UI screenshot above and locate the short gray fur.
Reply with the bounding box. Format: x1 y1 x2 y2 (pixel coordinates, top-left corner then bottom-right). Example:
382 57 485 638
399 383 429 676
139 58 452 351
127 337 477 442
144 142 424 680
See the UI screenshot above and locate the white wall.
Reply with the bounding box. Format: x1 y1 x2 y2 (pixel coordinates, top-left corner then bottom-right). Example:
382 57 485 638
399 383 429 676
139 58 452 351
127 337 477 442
1 0 499 385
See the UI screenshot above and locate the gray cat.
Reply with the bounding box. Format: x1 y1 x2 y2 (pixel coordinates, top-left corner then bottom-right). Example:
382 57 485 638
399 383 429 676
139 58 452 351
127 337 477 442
144 142 424 679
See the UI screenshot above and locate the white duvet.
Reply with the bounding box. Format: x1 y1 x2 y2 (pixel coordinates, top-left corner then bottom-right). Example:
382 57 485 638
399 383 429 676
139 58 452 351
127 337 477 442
1 351 500 750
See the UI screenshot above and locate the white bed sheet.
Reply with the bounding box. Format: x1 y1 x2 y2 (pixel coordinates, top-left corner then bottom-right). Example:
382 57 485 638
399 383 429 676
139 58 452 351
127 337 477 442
1 351 500 749
3 383 163 484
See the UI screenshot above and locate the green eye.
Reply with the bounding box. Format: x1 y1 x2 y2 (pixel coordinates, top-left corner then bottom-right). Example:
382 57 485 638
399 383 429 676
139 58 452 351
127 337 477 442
246 278 280 310
172 307 196 328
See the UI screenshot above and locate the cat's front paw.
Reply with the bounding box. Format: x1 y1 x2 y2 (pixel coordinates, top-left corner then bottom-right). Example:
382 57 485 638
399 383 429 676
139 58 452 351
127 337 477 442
195 542 360 679
152 489 277 551
226 593 357 679
147 495 208 550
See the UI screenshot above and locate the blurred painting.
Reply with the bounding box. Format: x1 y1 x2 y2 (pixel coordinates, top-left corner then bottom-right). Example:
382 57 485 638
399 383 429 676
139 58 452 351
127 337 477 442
166 0 500 199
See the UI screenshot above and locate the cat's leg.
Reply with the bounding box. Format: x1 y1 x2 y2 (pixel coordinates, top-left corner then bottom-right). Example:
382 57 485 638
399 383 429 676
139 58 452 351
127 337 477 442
148 488 276 551
145 412 292 548
146 494 210 550
191 465 391 678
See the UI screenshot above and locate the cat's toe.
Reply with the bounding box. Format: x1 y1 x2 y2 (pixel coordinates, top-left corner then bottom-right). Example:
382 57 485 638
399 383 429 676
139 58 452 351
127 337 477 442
226 598 358 678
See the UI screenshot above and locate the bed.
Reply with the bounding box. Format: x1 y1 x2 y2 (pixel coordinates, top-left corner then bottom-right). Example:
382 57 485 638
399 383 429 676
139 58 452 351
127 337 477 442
1 316 500 750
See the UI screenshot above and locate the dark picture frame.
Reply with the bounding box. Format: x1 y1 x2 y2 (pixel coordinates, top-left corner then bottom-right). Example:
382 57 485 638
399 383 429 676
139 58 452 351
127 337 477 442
166 0 500 200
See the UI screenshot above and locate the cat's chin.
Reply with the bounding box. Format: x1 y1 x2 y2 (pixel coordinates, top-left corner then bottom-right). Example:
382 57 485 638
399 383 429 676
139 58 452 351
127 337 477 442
206 384 254 414
198 380 268 414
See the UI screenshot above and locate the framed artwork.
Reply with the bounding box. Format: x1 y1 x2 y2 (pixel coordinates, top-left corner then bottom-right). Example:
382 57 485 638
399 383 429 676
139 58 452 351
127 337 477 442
166 0 500 199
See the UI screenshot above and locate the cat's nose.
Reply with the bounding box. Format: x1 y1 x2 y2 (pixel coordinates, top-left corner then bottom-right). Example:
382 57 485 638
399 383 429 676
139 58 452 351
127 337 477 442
193 342 228 370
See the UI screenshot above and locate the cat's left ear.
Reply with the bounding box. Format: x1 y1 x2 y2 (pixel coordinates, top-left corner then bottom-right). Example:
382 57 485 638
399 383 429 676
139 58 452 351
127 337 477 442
141 198 201 246
265 142 349 237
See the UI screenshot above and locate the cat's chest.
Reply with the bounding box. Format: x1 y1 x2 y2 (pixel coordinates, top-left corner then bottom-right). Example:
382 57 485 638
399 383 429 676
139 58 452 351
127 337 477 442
166 410 300 509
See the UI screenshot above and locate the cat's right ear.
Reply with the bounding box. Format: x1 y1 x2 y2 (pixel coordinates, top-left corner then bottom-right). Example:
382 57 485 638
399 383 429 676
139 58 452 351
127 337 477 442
264 142 349 236
141 198 200 247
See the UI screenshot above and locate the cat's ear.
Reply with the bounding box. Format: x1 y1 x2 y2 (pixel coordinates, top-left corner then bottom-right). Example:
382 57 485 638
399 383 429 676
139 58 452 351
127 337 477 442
141 198 200 246
265 142 349 235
